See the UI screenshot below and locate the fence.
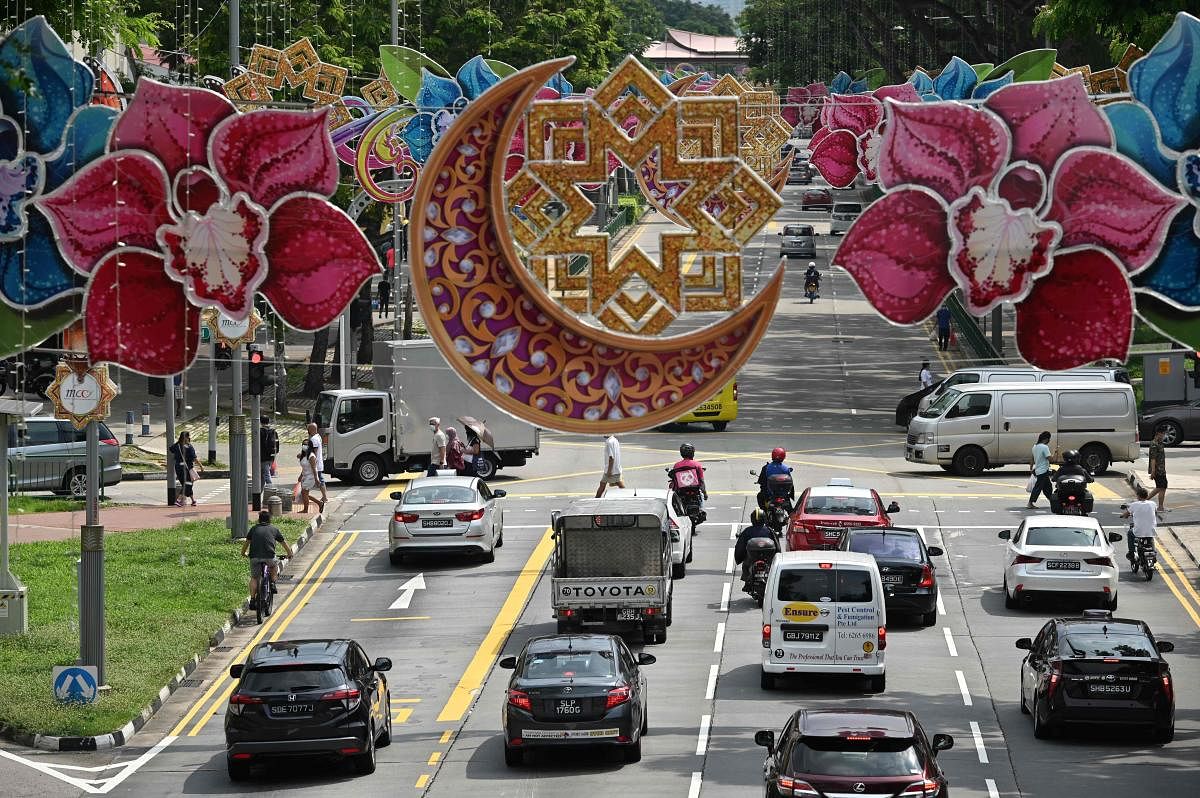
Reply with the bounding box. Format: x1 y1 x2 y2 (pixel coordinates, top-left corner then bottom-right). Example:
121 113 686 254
945 292 1003 364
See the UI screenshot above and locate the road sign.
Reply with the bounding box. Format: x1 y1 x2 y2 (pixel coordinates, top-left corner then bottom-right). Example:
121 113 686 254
388 573 426 610
200 325 212 344
46 360 118 430
52 665 99 704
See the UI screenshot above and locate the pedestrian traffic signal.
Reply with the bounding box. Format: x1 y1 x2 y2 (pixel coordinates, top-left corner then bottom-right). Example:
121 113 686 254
247 345 275 396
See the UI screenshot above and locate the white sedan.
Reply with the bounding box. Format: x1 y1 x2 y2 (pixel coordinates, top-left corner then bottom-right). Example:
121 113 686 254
999 515 1122 610
604 487 693 579
388 476 505 565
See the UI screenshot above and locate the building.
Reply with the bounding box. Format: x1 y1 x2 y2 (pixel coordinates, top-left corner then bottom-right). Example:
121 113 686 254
641 28 749 76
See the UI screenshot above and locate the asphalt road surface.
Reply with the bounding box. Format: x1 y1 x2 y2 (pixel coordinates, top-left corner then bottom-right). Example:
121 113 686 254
2 178 1198 798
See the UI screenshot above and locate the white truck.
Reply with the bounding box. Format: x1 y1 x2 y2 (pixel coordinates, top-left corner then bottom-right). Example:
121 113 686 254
314 339 540 484
551 497 674 644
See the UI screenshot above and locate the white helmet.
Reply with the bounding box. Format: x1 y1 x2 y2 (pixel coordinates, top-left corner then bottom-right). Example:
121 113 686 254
807 262 816 269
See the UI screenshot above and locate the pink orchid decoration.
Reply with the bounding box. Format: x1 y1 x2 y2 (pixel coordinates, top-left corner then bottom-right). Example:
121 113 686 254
834 75 1187 370
810 83 922 188
36 80 380 376
782 82 830 129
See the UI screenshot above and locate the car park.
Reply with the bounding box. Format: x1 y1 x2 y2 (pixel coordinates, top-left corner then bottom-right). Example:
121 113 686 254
604 487 693 578
499 633 655 766
800 188 833 210
829 201 863 234
837 527 942 626
756 708 954 798
7 417 122 497
1138 398 1200 446
999 516 1122 610
387 475 505 564
1016 610 1174 741
788 478 899 551
224 639 393 780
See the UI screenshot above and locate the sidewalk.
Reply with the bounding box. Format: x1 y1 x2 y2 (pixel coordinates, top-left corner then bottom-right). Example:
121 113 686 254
1126 470 1200 570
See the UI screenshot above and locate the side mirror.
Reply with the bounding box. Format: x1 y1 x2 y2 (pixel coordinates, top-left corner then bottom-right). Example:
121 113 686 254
754 730 775 751
390 491 403 501
373 657 392 672
1157 641 1174 654
1108 532 1123 543
493 489 507 498
229 663 244 679
776 230 782 235
636 652 657 666
931 734 954 753
1015 638 1033 650
998 530 1011 540
550 510 561 527
927 546 944 557
886 501 900 513
750 468 758 477
498 656 517 670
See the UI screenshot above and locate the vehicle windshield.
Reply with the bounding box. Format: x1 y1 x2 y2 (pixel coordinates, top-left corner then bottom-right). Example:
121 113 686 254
777 569 874 602
921 388 963 418
848 533 922 560
790 738 923 777
1024 527 1100 547
522 650 616 679
804 495 877 516
832 203 862 214
783 225 814 236
404 485 478 505
313 394 336 429
1061 633 1155 659
242 665 343 693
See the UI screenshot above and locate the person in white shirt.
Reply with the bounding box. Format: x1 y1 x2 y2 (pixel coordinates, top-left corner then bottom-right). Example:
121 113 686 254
428 417 448 476
919 360 934 389
1122 486 1158 565
595 434 625 497
306 422 328 504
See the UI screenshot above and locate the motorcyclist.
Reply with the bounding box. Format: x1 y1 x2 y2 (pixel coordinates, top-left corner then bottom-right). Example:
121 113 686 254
757 447 794 510
804 262 820 286
734 510 779 587
1052 449 1093 484
669 443 708 499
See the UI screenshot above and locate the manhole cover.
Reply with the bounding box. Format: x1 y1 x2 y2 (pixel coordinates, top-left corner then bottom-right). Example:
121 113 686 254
178 679 204 688
213 645 233 652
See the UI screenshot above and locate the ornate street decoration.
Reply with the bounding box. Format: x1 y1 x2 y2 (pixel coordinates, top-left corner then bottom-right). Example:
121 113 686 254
201 307 263 347
47 357 118 430
223 38 352 129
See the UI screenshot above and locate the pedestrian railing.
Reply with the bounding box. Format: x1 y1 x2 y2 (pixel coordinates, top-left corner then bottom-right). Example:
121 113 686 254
945 292 1004 364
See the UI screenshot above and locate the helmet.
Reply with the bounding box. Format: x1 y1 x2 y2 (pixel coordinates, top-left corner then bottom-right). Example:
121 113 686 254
750 510 765 525
771 447 786 462
679 443 695 460
807 262 816 269
1062 449 1080 465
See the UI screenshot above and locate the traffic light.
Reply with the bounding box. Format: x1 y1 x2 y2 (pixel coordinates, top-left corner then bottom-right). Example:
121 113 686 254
247 344 275 395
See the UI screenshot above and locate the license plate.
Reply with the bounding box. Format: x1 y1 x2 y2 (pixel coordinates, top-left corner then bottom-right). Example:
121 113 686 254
881 574 905 584
616 609 640 622
784 629 824 642
822 528 841 539
555 699 583 715
1087 683 1133 696
422 518 453 527
271 703 313 714
1046 560 1081 570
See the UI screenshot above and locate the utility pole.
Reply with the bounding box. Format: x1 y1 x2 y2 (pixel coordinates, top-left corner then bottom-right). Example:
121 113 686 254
229 346 248 539
990 306 1003 356
79 419 105 684
229 0 240 72
0 399 41 636
338 313 352 389
207 338 218 464
165 383 176 506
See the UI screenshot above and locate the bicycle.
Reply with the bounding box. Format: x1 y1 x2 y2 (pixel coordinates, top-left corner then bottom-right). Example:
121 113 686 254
252 555 288 624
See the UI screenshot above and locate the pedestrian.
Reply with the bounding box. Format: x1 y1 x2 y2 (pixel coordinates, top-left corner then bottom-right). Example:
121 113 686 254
462 427 482 477
259 414 279 486
378 277 391 318
595 434 625 497
169 431 202 507
428 416 447 476
1027 430 1057 509
445 426 469 476
936 306 952 351
306 422 328 504
295 442 324 513
919 360 934 389
1146 427 1169 511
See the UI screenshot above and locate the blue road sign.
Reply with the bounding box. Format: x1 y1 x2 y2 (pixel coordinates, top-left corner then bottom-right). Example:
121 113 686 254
52 665 99 704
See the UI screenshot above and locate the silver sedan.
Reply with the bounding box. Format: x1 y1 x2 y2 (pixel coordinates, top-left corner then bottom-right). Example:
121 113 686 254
387 476 505 565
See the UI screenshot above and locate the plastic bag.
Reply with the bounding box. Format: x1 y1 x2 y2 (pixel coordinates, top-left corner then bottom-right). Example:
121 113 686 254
1025 473 1037 492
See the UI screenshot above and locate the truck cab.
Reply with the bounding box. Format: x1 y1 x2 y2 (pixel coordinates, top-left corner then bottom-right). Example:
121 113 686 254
314 389 398 485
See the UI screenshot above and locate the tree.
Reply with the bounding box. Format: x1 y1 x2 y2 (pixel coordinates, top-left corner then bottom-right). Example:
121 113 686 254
614 0 665 54
15 1 162 53
655 0 735 36
1035 0 1200 60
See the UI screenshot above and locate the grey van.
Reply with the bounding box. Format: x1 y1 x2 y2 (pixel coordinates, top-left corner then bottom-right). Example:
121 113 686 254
7 417 122 497
917 366 1129 414
779 224 816 258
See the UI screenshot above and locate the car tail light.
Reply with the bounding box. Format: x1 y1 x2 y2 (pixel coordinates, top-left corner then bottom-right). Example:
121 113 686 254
1085 557 1114 567
1012 554 1043 565
339 746 362 755
321 687 361 710
396 512 419 523
643 607 657 616
1161 672 1173 703
227 693 263 715
1047 661 1062 701
918 564 934 588
455 508 485 522
230 753 254 760
762 624 771 648
669 518 680 541
900 779 941 797
507 689 531 712
560 608 575 618
777 775 819 796
878 625 887 651
605 685 631 710
99 437 119 446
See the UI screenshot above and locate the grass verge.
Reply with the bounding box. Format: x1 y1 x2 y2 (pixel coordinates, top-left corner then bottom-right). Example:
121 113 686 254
7 496 117 515
0 517 308 738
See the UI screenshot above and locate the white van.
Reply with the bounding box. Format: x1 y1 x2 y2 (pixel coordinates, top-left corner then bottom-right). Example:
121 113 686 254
917 365 1128 413
830 201 864 234
760 551 886 692
906 381 1139 476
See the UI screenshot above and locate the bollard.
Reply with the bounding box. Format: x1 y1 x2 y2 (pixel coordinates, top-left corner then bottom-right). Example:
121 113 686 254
141 402 151 436
267 493 283 519
125 410 134 445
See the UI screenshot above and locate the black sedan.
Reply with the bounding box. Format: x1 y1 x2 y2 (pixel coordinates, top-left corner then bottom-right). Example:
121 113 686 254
838 527 943 626
224 639 392 780
499 633 655 766
1017 609 1175 741
757 708 953 798
1139 398 1200 446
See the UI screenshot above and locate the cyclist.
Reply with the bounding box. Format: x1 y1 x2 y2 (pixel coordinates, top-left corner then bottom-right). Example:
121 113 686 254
242 510 294 606
1121 485 1157 567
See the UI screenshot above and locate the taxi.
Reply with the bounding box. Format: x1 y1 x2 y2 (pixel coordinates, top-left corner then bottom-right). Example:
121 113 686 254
674 381 737 431
787 478 900 551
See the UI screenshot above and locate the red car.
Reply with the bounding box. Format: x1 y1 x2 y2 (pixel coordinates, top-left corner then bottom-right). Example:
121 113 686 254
787 478 899 551
800 188 832 210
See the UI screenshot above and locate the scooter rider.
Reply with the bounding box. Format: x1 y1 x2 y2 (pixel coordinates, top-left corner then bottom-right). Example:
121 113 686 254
734 510 778 587
1053 449 1093 484
805 262 820 285
670 443 708 499
757 447 794 510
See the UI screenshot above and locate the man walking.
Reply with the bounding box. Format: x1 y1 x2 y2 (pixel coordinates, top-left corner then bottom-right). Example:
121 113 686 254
378 277 391 318
919 360 934 389
596 434 625 497
306 422 328 504
936 305 952 351
428 417 447 476
1146 428 1168 511
1027 430 1056 509
259 414 279 486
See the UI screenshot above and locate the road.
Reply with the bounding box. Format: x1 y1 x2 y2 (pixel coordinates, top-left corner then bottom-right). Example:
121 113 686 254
1 177 1198 798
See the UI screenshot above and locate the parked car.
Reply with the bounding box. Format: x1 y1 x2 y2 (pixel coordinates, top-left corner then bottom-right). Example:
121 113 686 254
788 478 899 552
837 527 942 626
1139 399 1200 446
1016 610 1174 741
830 201 864 234
779 224 817 258
999 516 1122 610
800 188 833 211
7 417 122 497
225 639 393 780
604 487 693 579
895 382 942 427
916 365 1130 415
387 475 506 564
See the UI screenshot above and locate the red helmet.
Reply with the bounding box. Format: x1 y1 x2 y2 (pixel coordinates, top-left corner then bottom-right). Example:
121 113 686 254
771 447 786 462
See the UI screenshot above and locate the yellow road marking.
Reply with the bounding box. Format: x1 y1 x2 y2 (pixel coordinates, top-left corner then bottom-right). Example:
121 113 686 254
428 751 442 765
437 527 555 722
183 533 360 737
499 460 678 487
1158 564 1200 629
350 616 432 622
439 730 452 744
1159 547 1200 611
168 532 348 736
393 707 414 724
394 697 422 703
373 476 414 503
415 774 430 789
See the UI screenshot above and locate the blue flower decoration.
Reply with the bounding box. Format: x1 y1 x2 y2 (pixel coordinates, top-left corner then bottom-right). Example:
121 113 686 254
399 56 501 164
0 16 116 310
908 57 1006 102
831 71 853 94
1106 12 1200 309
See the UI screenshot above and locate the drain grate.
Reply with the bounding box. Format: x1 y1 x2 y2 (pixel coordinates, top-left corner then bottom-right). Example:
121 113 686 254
178 678 204 688
213 645 233 652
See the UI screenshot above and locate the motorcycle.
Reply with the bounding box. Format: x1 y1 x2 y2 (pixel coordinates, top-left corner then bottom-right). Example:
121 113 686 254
804 278 820 303
1131 534 1157 581
744 536 779 607
1052 475 1094 516
666 465 707 533
757 471 794 536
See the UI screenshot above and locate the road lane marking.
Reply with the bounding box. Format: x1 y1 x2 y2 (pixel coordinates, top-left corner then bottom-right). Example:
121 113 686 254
936 591 946 615
372 476 414 503
729 522 739 539
395 697 422 702
955 670 973 706
705 664 719 699
437 526 555 722
1159 547 1200 610
428 751 442 765
969 721 988 763
696 714 711 755
440 730 452 744
719 581 731 612
1156 554 1200 629
351 616 431 622
688 772 703 798
502 460 678 488
725 547 735 573
337 528 387 534
394 707 414 723
986 778 1000 798
415 774 430 789
943 628 958 657
0 734 177 794
714 622 726 652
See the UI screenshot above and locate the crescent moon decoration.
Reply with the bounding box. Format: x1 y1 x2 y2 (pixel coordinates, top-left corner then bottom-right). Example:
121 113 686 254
408 58 784 434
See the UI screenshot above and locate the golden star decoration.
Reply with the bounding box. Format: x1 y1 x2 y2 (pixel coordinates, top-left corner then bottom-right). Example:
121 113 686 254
223 38 352 129
201 307 264 347
506 57 781 334
46 360 119 431
696 74 790 178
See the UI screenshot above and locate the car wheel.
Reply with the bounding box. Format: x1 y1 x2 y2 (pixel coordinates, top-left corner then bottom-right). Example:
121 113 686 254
64 468 87 500
504 744 524 767
480 547 496 564
377 698 393 747
952 446 987 476
868 674 886 693
227 757 251 781
711 421 728 431
495 528 504 548
1105 592 1118 611
352 731 377 775
352 454 384 486
760 670 775 691
672 561 686 579
685 540 693 563
1003 577 1019 610
475 455 499 480
920 610 937 627
1032 696 1055 739
1079 444 1110 476
1155 420 1183 447
641 703 648 735
1019 675 1030 715
388 549 404 566
624 737 642 763
1154 724 1175 744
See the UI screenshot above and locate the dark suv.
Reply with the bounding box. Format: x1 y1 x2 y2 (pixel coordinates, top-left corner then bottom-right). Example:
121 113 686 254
224 639 393 780
1016 610 1175 741
757 708 953 797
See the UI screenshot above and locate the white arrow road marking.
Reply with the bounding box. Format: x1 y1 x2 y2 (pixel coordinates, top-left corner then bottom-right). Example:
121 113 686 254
0 734 176 794
389 573 426 610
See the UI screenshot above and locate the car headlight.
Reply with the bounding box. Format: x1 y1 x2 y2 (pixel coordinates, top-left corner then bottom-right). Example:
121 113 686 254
916 433 935 444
